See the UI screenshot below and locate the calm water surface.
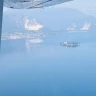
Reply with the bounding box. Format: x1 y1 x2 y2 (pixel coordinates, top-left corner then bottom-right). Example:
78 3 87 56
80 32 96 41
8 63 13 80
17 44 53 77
0 39 96 96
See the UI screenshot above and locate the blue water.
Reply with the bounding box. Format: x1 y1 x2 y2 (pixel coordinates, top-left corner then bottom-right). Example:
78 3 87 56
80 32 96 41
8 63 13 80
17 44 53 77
0 40 96 96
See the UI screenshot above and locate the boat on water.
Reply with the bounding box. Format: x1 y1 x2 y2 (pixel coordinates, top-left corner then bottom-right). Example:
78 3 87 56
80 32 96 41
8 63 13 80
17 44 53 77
60 42 80 47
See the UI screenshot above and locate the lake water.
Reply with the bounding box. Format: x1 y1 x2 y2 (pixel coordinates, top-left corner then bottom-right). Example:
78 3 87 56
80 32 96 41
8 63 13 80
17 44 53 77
0 33 96 96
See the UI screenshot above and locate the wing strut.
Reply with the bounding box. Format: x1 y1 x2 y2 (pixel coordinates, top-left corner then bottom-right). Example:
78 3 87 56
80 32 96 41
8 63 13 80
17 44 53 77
0 0 4 49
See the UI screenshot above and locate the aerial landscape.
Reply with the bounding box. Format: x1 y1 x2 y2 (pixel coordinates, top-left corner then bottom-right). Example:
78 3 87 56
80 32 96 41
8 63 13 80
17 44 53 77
0 0 96 96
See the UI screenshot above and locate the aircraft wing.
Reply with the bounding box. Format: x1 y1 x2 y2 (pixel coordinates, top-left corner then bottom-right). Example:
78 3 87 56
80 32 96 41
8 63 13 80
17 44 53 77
4 0 72 9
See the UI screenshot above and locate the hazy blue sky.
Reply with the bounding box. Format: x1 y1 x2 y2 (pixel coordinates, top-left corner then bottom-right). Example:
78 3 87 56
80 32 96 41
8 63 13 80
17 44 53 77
54 0 96 16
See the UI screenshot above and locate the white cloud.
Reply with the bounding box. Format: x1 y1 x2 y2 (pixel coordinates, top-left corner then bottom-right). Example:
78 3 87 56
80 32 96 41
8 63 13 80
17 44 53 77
24 17 44 31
